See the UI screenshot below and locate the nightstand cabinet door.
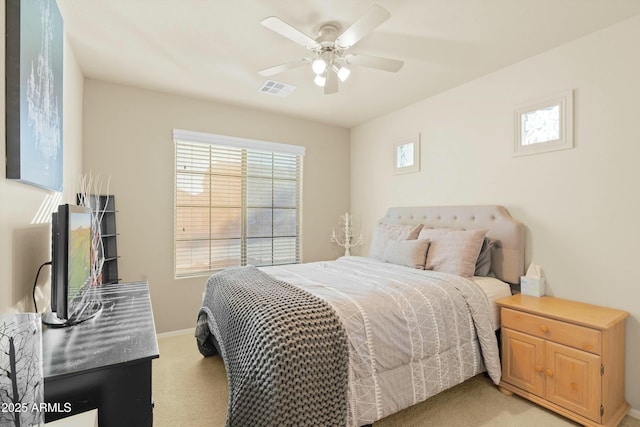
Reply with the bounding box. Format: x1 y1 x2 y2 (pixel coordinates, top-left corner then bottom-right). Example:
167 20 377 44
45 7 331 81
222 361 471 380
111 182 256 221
502 328 545 397
545 341 601 422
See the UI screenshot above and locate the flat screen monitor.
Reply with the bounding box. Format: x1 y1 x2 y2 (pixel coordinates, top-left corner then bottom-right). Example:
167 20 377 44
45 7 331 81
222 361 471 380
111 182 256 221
43 204 101 327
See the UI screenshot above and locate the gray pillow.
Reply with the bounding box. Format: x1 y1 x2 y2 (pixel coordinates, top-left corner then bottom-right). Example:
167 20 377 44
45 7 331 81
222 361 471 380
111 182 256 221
383 239 430 269
474 238 497 277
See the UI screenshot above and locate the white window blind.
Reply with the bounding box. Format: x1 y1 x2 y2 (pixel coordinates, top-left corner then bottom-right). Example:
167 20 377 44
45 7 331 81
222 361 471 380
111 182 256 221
174 130 304 278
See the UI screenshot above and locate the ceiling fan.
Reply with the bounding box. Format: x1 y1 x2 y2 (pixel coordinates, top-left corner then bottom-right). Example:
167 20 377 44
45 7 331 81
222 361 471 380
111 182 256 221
259 5 404 95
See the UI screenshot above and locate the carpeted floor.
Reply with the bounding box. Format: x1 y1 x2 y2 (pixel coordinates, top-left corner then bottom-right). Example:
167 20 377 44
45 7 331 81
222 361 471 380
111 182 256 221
153 332 639 427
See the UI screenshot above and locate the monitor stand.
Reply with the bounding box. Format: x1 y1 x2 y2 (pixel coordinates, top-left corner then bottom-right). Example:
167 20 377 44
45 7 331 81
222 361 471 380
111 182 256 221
42 311 68 327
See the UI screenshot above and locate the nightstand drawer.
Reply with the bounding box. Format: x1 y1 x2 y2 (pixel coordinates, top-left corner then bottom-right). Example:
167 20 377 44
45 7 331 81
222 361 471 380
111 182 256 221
501 308 601 354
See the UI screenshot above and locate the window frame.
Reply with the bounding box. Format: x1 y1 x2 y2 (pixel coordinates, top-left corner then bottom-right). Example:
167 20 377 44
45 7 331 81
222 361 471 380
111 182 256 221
513 90 574 157
173 129 305 279
393 134 420 174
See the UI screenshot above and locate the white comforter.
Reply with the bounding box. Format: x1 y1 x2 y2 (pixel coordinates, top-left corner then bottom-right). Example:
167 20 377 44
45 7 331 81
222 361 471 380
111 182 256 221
263 256 501 426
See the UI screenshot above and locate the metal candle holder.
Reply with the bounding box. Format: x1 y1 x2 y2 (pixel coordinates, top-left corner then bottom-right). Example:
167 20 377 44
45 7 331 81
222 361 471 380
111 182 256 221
330 212 363 256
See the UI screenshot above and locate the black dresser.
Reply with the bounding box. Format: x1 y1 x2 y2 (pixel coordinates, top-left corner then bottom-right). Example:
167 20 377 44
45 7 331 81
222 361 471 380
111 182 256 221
43 281 159 426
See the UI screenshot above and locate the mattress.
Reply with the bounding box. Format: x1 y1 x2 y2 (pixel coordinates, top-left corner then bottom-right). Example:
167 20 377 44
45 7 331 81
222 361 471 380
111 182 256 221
471 276 513 330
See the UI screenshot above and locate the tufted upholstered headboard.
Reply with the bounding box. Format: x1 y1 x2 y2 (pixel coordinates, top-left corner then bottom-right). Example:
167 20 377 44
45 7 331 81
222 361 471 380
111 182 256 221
379 205 525 284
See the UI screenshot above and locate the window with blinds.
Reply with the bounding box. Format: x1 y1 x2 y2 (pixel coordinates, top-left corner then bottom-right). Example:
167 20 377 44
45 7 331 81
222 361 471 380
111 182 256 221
174 130 304 278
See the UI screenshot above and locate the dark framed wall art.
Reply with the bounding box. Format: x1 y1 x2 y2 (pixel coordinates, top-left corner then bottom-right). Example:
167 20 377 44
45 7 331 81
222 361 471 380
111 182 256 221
6 0 64 192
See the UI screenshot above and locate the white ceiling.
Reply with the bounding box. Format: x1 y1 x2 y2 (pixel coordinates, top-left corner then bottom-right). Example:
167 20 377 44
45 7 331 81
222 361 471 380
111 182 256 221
57 0 640 128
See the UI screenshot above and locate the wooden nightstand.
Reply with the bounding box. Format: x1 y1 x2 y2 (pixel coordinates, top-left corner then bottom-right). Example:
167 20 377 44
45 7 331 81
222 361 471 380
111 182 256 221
496 294 629 427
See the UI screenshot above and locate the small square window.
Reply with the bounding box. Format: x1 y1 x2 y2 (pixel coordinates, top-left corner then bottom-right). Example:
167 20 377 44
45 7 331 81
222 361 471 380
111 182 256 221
393 134 420 174
514 90 574 157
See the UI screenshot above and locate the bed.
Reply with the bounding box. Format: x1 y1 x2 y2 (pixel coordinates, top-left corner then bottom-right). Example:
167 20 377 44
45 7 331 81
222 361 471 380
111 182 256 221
196 205 525 427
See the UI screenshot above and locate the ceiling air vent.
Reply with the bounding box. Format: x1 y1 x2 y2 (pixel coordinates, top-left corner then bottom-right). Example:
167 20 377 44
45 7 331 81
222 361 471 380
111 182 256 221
258 80 296 97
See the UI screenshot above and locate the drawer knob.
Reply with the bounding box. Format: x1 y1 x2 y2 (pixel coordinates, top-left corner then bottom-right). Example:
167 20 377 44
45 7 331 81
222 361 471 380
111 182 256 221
534 364 543 373
545 369 554 377
539 325 549 333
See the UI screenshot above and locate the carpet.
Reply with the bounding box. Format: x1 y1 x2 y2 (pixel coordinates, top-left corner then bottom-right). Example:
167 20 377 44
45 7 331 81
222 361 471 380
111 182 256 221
152 332 639 427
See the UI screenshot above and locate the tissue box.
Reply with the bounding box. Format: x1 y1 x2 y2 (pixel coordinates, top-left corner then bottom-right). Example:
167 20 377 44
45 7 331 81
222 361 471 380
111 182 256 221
521 276 545 297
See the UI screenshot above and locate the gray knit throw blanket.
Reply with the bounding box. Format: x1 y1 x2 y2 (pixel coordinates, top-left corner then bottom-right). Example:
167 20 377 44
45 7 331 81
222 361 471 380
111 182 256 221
196 266 349 427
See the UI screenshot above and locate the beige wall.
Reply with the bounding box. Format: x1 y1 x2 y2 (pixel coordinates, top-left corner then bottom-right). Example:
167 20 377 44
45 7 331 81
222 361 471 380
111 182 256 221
0 0 85 316
4 0 638 415
82 80 350 333
351 15 640 413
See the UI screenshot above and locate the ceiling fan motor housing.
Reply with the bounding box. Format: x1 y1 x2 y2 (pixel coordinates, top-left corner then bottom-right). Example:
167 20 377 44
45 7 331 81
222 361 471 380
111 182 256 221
313 24 344 69
316 24 340 45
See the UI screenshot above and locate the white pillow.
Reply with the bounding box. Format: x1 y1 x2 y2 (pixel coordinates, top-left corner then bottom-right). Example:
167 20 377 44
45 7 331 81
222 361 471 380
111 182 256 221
368 223 423 260
418 228 488 277
383 239 430 269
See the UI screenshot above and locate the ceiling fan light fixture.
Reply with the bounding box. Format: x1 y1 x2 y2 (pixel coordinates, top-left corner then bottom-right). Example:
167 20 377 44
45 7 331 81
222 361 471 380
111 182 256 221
314 74 326 87
334 65 351 82
312 57 327 75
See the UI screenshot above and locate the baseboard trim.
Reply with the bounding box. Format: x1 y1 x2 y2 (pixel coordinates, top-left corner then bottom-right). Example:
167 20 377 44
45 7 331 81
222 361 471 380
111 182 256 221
628 407 640 420
157 328 193 339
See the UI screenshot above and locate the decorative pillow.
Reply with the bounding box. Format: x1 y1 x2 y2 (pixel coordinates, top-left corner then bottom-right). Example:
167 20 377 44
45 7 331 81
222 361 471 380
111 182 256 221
418 228 488 277
383 239 430 269
474 237 497 277
368 223 423 260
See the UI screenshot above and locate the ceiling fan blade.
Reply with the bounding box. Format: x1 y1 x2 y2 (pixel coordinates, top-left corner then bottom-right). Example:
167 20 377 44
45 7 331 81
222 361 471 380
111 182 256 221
261 16 320 49
324 69 338 94
345 54 404 72
335 5 391 49
258 59 309 76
